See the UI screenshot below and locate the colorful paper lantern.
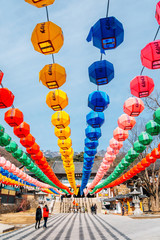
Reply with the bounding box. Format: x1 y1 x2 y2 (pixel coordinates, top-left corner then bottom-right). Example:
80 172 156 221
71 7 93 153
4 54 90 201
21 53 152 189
156 1 160 25
145 120 160 136
83 153 95 162
104 152 116 162
0 133 11 147
151 148 160 159
85 126 101 140
86 111 104 128
113 127 128 141
118 114 136 130
86 17 124 52
54 126 71 140
25 0 55 8
84 147 97 156
141 40 160 69
39 63 66 89
31 21 64 55
31 151 43 161
46 89 68 111
85 138 98 149
13 122 30 138
60 147 74 157
127 148 139 160
4 108 24 127
0 125 5 137
5 141 18 153
123 97 144 117
121 158 130 167
88 91 110 112
130 76 154 98
0 88 14 109
107 146 119 155
26 143 40 155
12 148 23 159
153 107 160 125
51 111 70 129
133 140 146 153
146 153 156 163
138 131 153 145
109 138 123 150
58 138 72 150
88 60 114 85
20 134 35 148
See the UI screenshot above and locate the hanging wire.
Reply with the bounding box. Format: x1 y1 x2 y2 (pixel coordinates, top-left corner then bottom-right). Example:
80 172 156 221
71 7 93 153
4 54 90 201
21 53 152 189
52 54 55 63
106 0 110 18
140 25 160 75
45 6 50 22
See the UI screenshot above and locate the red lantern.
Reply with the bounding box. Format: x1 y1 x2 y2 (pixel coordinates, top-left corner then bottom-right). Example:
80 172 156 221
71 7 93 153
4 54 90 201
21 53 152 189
20 134 35 148
109 138 123 150
141 158 151 167
107 146 119 155
130 76 154 98
31 151 43 161
123 97 144 117
132 165 141 174
0 88 14 108
156 1 160 25
113 127 128 141
4 108 24 127
137 162 145 171
0 70 4 84
146 153 157 163
26 143 40 155
13 122 30 138
141 40 160 69
118 114 136 130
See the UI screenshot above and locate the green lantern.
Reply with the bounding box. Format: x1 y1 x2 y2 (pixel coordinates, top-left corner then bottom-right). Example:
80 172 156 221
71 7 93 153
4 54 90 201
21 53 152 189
0 133 11 146
153 107 160 125
121 158 130 167
18 153 28 164
133 140 146 153
145 120 160 136
118 162 126 170
12 147 23 158
127 148 139 160
114 166 123 174
138 131 153 145
0 125 5 137
125 154 134 163
26 161 35 171
5 141 18 153
24 157 31 166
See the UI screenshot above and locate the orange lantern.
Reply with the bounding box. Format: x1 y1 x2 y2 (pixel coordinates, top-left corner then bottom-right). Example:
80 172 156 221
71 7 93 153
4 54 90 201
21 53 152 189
113 127 129 141
58 138 72 150
20 134 35 148
31 21 64 55
54 126 71 140
35 156 47 165
123 97 144 117
51 111 70 129
26 143 40 155
25 0 55 8
118 114 136 130
39 63 66 89
0 88 14 108
13 122 30 138
31 151 43 161
4 108 24 127
46 89 68 111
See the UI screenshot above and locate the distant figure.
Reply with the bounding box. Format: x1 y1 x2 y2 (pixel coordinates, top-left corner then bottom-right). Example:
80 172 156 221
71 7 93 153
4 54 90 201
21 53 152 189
91 204 94 214
122 206 125 216
43 205 49 228
35 206 42 229
94 204 97 214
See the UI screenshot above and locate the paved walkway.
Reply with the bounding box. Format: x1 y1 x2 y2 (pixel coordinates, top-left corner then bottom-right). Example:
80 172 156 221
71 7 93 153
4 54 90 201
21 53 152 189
1 213 160 240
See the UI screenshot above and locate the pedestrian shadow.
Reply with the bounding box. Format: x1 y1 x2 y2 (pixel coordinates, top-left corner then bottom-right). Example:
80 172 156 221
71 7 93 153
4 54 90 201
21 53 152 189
94 215 131 240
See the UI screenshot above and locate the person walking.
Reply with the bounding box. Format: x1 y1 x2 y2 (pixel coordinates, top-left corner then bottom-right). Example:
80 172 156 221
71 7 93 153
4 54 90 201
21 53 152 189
122 206 125 216
43 205 49 228
35 206 42 229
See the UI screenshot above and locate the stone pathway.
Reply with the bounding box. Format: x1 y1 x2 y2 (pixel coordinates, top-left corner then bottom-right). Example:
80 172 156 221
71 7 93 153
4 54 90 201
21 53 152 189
1 213 160 240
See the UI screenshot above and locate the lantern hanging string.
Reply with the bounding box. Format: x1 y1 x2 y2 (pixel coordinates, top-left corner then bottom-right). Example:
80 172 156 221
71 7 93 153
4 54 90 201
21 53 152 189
106 0 110 18
140 25 160 75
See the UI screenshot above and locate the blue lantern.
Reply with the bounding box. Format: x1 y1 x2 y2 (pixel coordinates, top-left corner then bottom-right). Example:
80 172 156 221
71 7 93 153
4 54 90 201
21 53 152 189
88 60 114 85
88 91 110 112
87 17 124 53
83 153 95 162
85 126 101 140
86 111 104 128
84 147 97 156
85 138 98 149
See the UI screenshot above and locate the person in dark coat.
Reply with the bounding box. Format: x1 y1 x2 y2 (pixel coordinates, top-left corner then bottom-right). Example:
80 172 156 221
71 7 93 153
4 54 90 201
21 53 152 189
35 206 42 229
43 205 49 228
122 206 125 216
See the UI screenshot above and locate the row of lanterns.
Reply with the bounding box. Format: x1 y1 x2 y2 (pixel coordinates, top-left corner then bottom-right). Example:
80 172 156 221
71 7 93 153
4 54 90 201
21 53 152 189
89 2 160 194
80 3 125 195
0 123 68 193
0 156 62 195
24 0 77 194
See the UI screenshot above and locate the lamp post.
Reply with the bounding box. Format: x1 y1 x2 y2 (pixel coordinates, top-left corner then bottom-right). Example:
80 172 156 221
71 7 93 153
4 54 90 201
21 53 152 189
130 184 143 215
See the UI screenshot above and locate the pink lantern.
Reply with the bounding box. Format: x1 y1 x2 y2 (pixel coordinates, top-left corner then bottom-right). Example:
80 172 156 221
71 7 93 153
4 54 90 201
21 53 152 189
141 40 160 69
104 153 116 162
13 168 20 176
156 1 160 25
113 127 128 141
107 146 119 155
130 76 154 98
10 164 16 173
123 97 144 117
100 162 110 171
3 161 12 171
109 138 123 150
118 114 136 130
0 157 7 167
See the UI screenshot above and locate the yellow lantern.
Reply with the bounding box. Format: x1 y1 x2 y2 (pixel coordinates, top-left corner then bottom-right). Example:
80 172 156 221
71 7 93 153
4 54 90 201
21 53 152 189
60 147 74 157
51 111 70 129
54 126 71 140
46 89 68 111
63 161 73 168
25 0 55 8
31 21 64 55
58 138 72 150
39 63 66 89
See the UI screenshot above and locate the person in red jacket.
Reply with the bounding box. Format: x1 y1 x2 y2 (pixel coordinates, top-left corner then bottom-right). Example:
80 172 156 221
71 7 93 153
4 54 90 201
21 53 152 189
43 205 49 228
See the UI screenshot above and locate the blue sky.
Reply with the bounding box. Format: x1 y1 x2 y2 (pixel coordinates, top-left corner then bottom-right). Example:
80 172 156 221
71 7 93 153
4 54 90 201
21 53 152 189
0 0 159 153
